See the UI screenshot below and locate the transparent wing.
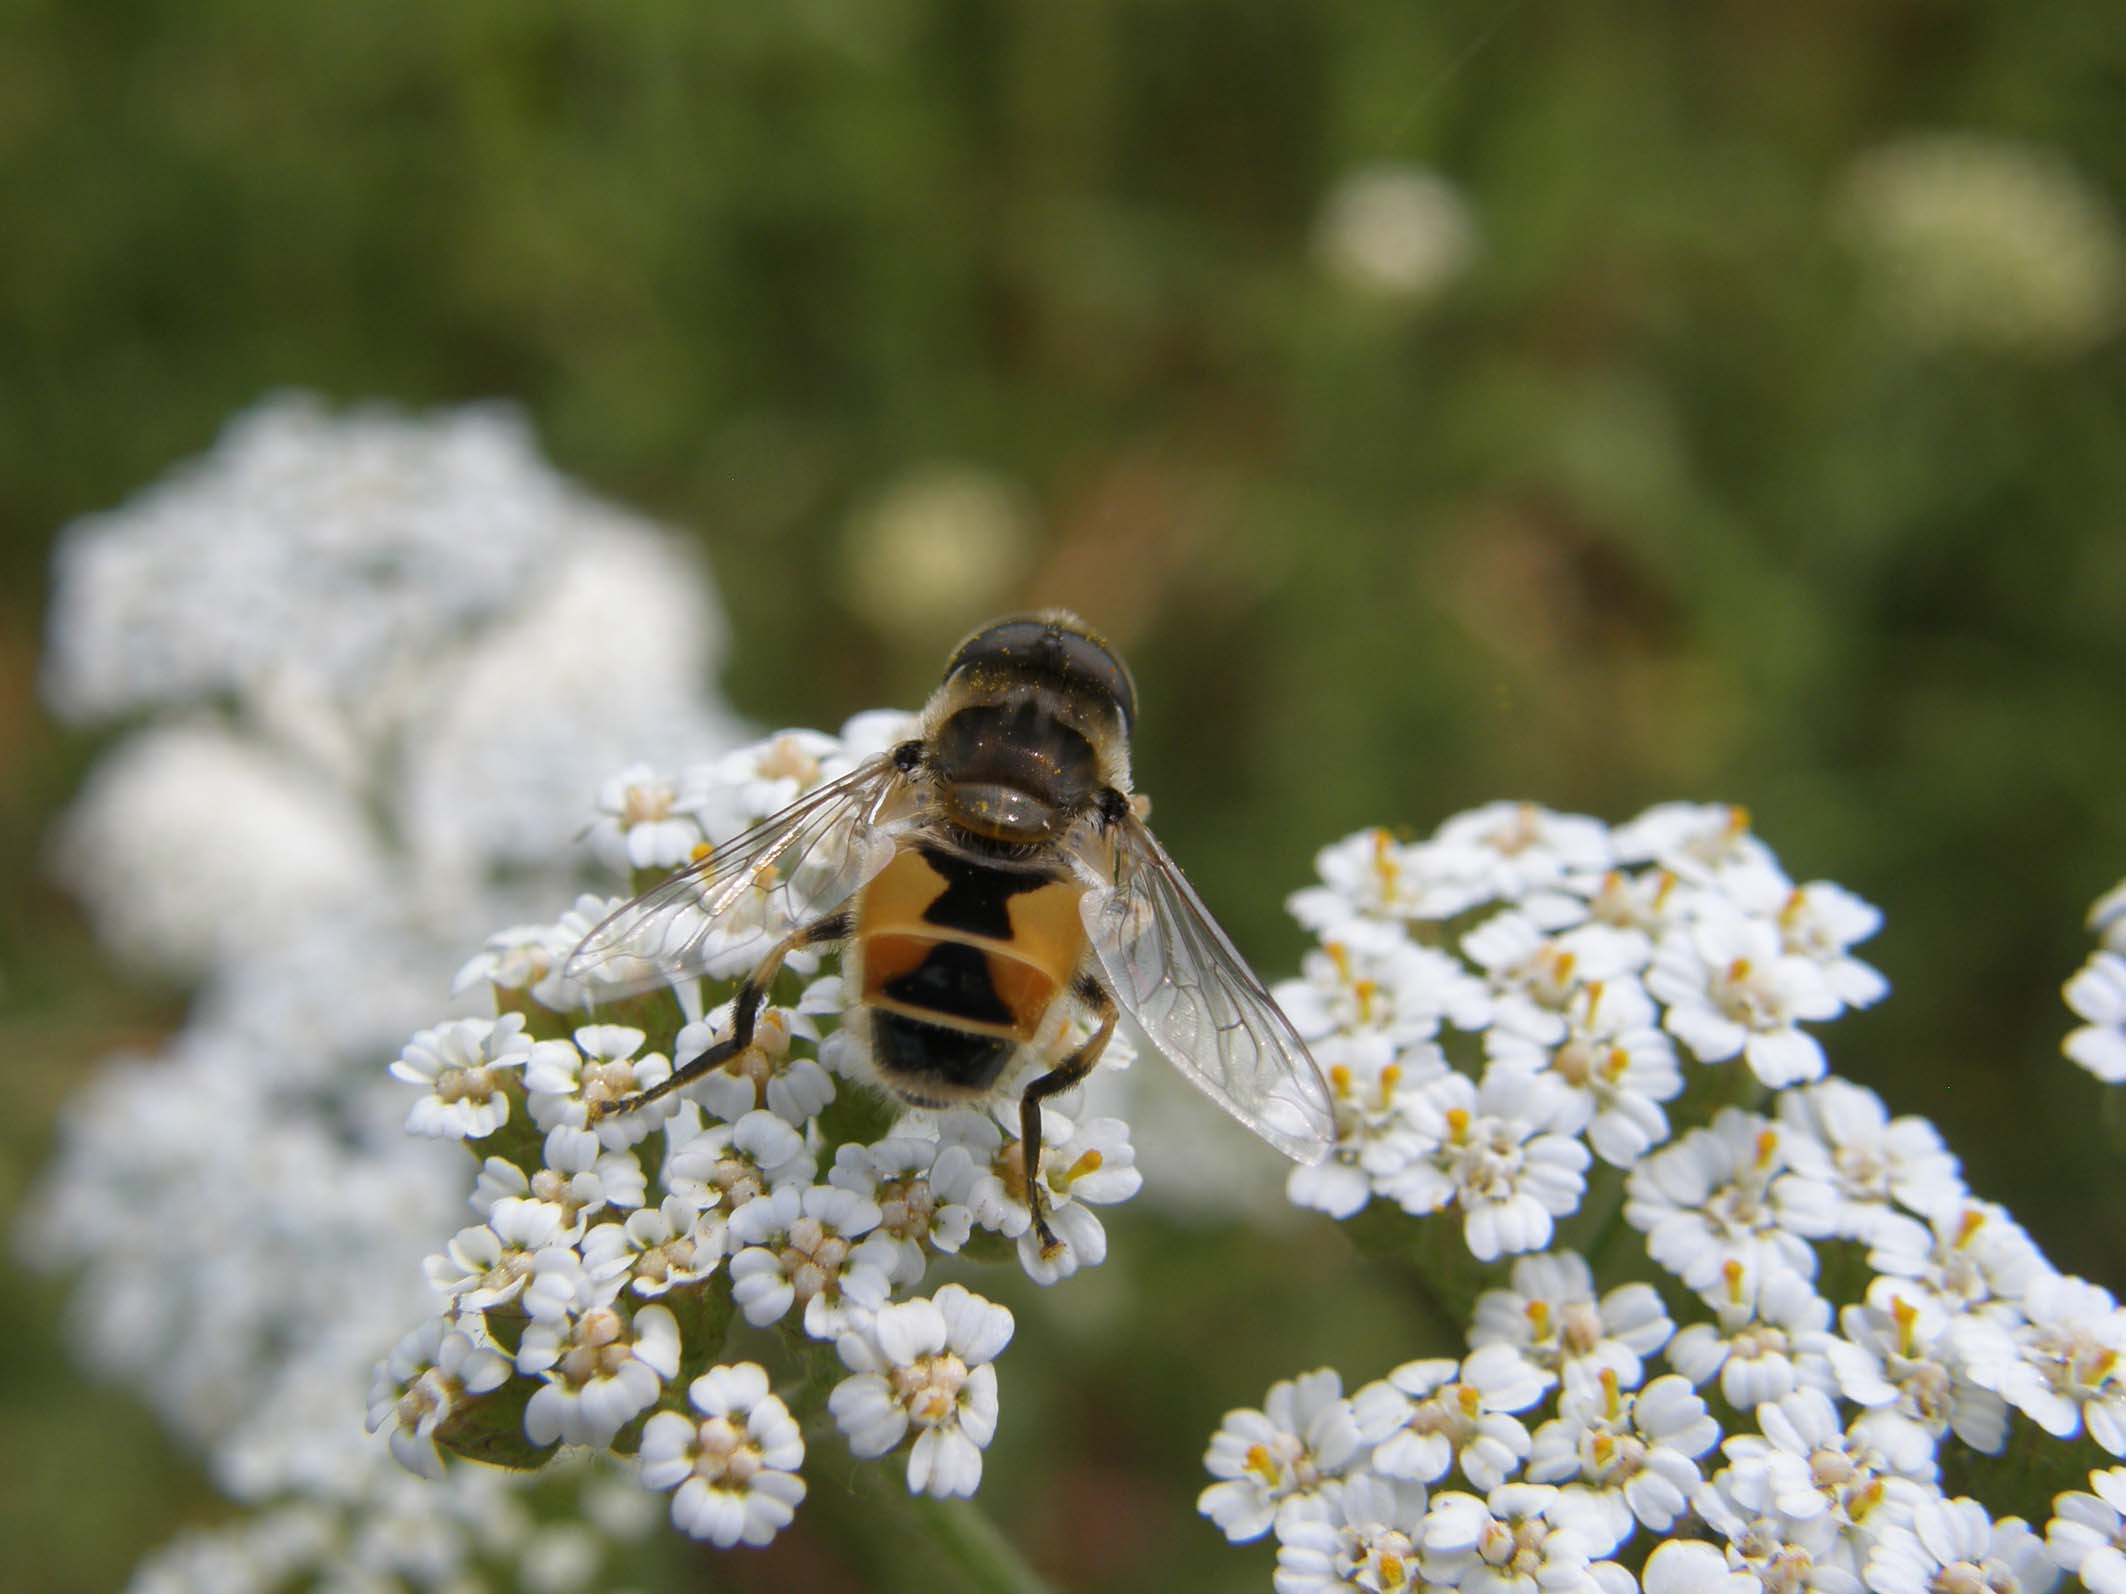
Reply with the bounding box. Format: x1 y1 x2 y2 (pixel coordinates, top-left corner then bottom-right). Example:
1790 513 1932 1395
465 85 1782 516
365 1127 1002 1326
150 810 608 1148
566 754 922 996
1076 814 1335 1164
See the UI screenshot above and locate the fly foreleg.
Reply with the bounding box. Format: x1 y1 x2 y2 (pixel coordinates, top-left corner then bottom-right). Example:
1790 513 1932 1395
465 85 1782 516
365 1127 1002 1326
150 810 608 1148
589 911 850 1121
1020 977 1119 1257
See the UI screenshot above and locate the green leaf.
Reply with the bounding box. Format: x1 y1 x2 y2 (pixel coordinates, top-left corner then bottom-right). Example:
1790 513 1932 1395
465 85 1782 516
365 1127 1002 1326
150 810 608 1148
435 1377 553 1473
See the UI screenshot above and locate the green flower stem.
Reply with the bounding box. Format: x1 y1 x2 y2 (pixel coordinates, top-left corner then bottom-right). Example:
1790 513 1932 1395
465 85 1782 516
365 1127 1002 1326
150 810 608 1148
1343 1201 1469 1354
906 1493 1057 1594
803 1447 1058 1594
783 1331 1054 1594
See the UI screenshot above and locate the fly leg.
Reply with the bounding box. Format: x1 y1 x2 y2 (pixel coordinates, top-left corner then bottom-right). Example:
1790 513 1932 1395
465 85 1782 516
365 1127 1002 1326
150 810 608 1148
1020 978 1118 1257
589 912 850 1121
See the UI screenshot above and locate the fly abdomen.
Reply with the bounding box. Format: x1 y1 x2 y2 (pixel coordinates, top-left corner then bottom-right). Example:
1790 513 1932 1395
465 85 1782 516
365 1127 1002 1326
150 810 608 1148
868 1010 1017 1102
851 842 1092 1102
880 939 1018 1027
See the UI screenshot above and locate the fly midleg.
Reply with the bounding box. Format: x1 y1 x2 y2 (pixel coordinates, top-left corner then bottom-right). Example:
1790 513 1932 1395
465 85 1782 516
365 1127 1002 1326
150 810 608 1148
1020 977 1118 1256
589 911 851 1120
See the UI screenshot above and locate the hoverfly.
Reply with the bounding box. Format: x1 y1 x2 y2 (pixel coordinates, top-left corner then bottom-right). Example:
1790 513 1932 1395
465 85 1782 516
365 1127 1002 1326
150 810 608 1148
566 611 1333 1252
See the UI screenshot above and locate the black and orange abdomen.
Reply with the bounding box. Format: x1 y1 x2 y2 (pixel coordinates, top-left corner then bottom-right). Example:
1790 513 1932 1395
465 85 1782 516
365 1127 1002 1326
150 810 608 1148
853 843 1088 1102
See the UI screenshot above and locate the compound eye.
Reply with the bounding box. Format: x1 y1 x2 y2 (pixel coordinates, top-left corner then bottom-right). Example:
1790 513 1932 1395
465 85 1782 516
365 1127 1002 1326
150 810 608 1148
945 612 1136 731
1054 629 1135 732
947 617 1049 680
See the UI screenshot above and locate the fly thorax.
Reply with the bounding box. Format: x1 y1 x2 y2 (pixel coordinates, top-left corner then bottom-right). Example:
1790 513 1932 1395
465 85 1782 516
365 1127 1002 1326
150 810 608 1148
931 698 1103 842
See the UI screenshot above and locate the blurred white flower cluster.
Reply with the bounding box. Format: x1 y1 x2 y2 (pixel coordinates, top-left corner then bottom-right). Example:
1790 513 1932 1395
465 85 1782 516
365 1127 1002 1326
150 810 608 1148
838 463 1038 647
1314 164 1479 306
24 395 744 1591
1204 802 2125 1593
1835 132 2123 359
372 712 1148 1554
44 393 741 975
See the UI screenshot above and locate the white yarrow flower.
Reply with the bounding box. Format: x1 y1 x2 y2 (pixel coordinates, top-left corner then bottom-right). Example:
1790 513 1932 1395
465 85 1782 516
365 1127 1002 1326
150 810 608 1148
2048 1466 2126 1594
1719 1387 1935 1560
1865 1495 2056 1594
518 1302 680 1449
1483 977 1682 1167
1527 1369 1720 1555
1666 1263 1838 1412
1201 1369 1368 1542
725 1183 894 1338
1611 803 1790 899
579 1196 723 1298
1469 1251 1674 1393
391 1012 533 1140
1290 826 1494 930
2065 951 2126 1084
673 1000 836 1126
366 1320 513 1480
424 1198 571 1311
827 1136 974 1288
1823 1274 2008 1456
830 1284 1014 1499
662 1104 817 1213
472 1124 647 1232
1376 1070 1590 1262
524 1024 677 1148
1768 881 1890 1012
1624 1108 1839 1296
1351 1346 1551 1493
1960 1272 2126 1454
1418 1482 1612 1593
1865 1199 2050 1320
1288 1032 1447 1219
1280 918 1493 1046
1650 910 1840 1088
1776 1080 1964 1251
586 763 704 873
638 1362 806 1548
1272 1473 1432 1594
1643 1540 1759 1594
930 1102 1140 1285
1461 910 1643 1046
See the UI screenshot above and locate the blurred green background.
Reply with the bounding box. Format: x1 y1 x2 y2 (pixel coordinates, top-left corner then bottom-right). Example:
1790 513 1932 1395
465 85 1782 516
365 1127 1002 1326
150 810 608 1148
5 1 2125 1589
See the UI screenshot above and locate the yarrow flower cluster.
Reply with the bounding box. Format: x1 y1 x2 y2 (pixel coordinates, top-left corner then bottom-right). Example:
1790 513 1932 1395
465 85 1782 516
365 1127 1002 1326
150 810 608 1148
1276 803 1885 1242
1203 801 2125 1594
24 396 742 1591
368 712 1146 1555
32 401 2126 1588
